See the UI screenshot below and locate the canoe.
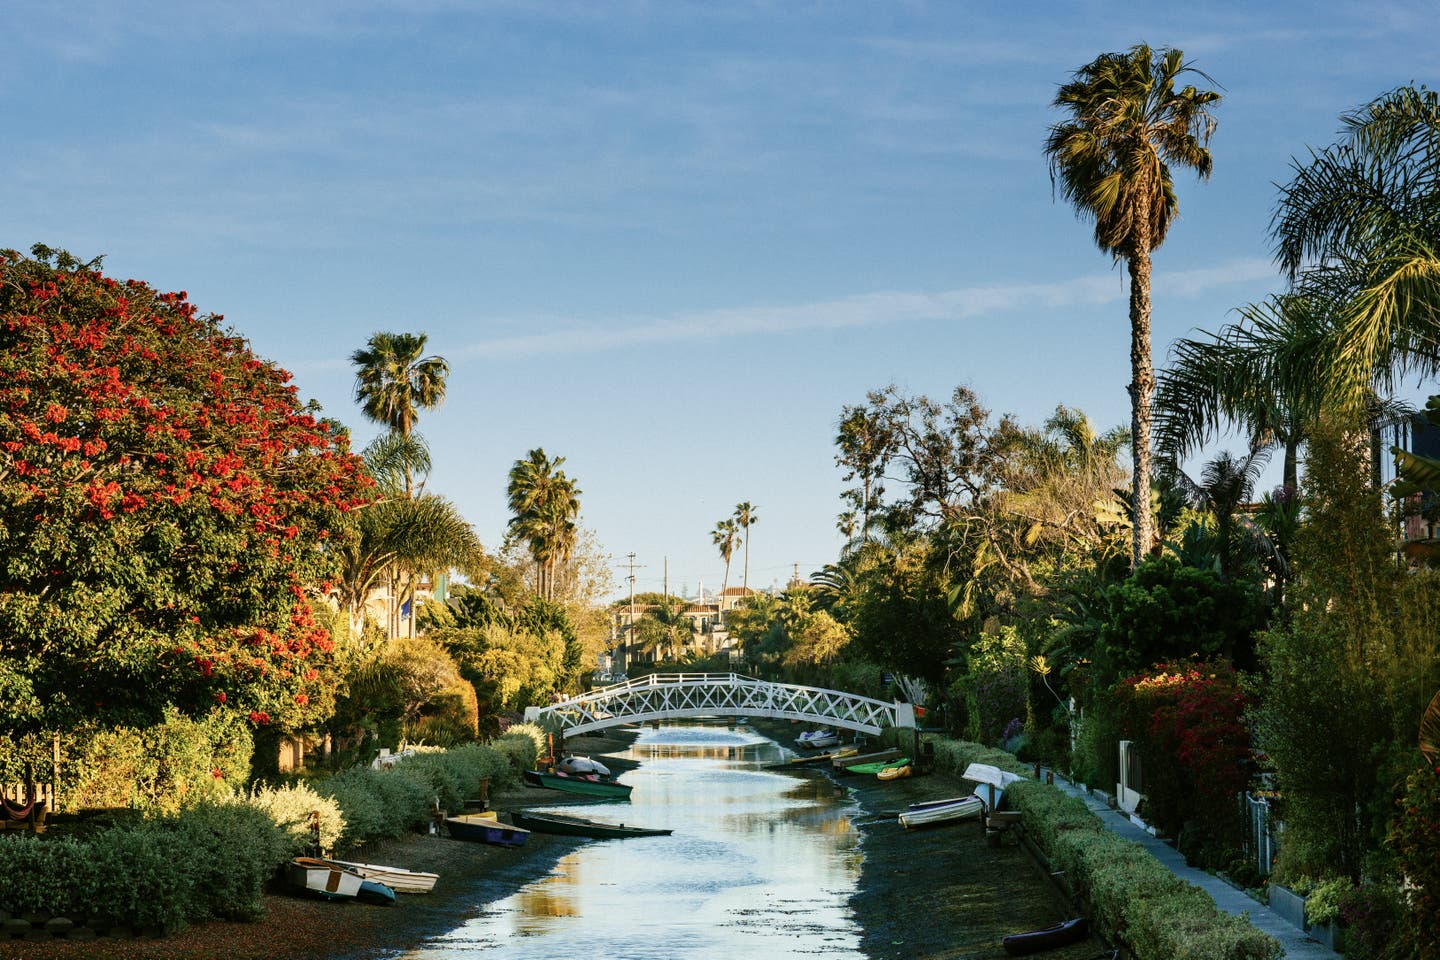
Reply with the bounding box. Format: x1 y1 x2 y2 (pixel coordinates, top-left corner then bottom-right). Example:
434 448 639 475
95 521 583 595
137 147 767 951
1002 917 1087 956
286 857 365 900
323 858 439 894
446 813 530 847
898 796 983 829
524 769 633 799
845 757 910 776
508 810 672 839
876 763 912 781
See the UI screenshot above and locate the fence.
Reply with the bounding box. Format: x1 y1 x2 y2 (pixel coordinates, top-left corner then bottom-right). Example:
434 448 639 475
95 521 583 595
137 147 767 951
1239 791 1277 876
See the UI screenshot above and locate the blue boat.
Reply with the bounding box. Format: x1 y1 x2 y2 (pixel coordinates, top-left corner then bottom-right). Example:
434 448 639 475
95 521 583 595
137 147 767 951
446 813 530 847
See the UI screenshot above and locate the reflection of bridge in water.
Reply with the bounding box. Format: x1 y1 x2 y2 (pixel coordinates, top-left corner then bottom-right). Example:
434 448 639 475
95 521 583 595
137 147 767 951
524 672 917 737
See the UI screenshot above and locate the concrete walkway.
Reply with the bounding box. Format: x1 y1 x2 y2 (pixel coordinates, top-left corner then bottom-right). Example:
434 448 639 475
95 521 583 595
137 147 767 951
1038 769 1338 959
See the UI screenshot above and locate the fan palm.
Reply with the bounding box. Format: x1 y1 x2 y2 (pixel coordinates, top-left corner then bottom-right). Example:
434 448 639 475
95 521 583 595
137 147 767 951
1045 44 1221 569
733 502 759 591
351 332 449 496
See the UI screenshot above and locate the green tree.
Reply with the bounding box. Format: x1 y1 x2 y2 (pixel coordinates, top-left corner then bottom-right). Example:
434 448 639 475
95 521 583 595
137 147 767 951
712 517 740 601
1045 44 1221 568
506 448 582 601
350 331 449 497
733 501 759 592
0 246 370 737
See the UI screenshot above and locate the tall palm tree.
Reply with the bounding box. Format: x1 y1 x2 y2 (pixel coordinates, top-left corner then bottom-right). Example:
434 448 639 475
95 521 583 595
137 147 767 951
506 449 582 601
1045 44 1221 569
733 502 758 592
1267 85 1440 415
351 331 450 497
711 518 740 602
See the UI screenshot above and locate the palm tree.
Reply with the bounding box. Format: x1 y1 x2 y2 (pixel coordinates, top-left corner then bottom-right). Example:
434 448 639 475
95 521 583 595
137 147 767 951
506 449 582 601
1045 44 1221 569
733 502 758 592
351 332 449 497
712 518 740 602
1161 446 1271 584
1267 85 1440 415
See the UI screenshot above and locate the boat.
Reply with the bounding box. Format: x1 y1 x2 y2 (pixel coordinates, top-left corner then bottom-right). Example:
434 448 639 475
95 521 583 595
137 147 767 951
795 730 840 750
876 763 912 781
1002 917 1087 955
556 755 612 777
508 810 672 839
446 813 530 847
286 857 365 900
322 858 439 894
523 769 633 799
898 795 984 830
779 746 858 767
356 879 397 906
962 762 1025 811
844 757 911 776
833 748 901 773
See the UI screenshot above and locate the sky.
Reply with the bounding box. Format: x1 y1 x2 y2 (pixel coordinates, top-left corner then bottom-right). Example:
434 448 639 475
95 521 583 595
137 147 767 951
3 1 1433 601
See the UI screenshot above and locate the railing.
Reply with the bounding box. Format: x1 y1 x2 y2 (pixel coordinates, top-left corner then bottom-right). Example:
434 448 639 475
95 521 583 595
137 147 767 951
524 672 910 737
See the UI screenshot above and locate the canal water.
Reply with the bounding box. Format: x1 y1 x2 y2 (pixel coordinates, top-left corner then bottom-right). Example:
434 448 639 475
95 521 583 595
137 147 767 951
408 723 865 959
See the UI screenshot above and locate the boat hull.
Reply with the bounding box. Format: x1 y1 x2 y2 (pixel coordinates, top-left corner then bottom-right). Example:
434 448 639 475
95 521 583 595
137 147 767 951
324 859 439 894
1002 917 1087 956
508 811 671 839
446 814 530 847
524 769 633 799
899 796 983 829
844 757 910 776
287 858 365 900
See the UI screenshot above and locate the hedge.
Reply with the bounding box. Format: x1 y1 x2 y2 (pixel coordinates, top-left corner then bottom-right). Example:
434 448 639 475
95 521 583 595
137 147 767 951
925 735 1281 960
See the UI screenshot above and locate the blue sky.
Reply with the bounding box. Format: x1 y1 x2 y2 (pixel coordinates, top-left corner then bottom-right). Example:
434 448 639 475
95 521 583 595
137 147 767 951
3 2 1432 600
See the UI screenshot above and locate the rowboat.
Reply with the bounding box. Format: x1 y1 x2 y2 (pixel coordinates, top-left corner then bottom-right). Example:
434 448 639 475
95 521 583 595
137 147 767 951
962 762 1024 811
844 757 910 776
286 857 365 900
833 748 901 773
1002 917 1087 955
322 858 439 894
524 769 633 799
898 795 983 829
446 813 530 847
876 763 912 781
357 879 397 906
508 810 672 839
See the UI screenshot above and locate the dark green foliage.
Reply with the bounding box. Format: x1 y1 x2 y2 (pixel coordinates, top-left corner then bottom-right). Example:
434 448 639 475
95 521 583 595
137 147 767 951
1094 555 1264 682
168 802 290 922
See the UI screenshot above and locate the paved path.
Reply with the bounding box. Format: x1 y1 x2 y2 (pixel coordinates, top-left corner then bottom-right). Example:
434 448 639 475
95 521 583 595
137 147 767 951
1039 768 1337 959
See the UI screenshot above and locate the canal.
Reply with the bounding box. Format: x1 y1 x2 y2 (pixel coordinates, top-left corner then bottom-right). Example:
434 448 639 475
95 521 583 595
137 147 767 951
406 723 864 958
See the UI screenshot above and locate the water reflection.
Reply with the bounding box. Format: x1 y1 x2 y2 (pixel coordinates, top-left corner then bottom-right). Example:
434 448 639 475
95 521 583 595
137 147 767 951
406 723 864 959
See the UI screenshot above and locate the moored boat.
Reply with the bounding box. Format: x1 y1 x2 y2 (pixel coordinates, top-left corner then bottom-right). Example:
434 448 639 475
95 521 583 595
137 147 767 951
876 762 912 781
508 810 672 839
322 858 439 894
845 756 911 776
962 762 1024 811
833 748 901 773
524 769 633 799
556 755 612 777
446 813 530 847
356 879 397 906
898 795 984 829
795 730 841 750
287 857 365 900
1002 917 1087 955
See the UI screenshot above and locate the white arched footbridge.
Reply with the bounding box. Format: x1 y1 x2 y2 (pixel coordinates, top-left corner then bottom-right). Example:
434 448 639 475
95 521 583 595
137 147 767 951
524 672 918 737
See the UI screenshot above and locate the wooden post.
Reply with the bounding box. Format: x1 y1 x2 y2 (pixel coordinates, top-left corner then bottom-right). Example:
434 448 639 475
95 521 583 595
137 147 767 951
478 777 491 811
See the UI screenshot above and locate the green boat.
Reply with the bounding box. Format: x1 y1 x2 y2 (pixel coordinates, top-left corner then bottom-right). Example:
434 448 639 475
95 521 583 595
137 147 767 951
508 810 670 838
523 769 633 799
844 757 911 776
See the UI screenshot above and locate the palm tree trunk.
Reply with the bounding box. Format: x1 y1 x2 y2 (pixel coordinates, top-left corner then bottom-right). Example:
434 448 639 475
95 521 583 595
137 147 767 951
742 532 750 591
1128 232 1155 570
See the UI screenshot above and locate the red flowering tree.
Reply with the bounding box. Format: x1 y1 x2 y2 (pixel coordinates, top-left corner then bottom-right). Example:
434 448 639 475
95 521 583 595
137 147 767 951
0 246 371 738
1113 661 1252 864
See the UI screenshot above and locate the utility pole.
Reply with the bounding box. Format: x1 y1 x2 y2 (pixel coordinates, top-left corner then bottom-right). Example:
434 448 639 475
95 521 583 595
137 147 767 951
663 555 669 602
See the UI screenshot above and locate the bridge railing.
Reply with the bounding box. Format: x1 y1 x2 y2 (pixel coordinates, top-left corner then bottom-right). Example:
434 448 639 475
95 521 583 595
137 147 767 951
525 672 911 737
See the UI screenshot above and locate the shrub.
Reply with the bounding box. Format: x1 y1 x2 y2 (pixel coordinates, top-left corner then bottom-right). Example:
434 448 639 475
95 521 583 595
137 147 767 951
1390 766 1440 957
243 781 345 854
169 801 289 921
0 834 97 918
87 823 192 930
1303 876 1352 927
498 723 546 775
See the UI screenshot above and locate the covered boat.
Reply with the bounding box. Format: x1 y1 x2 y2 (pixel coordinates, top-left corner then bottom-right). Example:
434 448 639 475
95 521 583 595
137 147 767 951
446 813 530 847
508 810 672 839
961 762 1024 812
898 795 984 830
1002 917 1087 955
795 730 840 750
524 769 633 799
556 755 612 777
323 858 439 894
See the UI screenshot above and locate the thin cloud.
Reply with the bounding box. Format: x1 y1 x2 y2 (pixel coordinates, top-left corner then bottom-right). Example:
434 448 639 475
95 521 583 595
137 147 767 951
460 258 1278 359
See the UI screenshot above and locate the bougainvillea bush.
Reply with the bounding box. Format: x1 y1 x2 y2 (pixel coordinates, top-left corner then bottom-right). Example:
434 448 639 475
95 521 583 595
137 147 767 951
1390 766 1440 957
1113 662 1252 864
0 245 370 742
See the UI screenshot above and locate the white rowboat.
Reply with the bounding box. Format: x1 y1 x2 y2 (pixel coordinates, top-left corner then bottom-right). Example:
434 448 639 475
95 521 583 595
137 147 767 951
899 795 983 829
323 858 439 894
287 857 365 899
